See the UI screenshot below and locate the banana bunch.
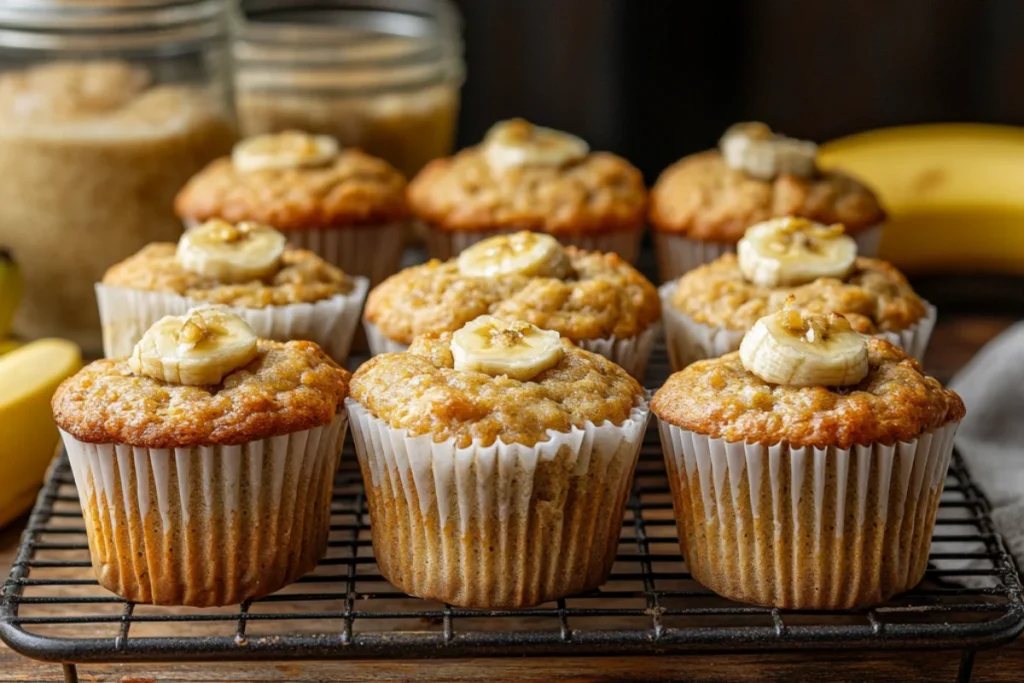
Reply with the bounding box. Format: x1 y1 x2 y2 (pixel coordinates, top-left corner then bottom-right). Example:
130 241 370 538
457 231 572 279
483 119 590 172
0 338 81 527
740 306 868 388
737 217 857 287
130 306 259 386
818 124 1024 274
0 248 23 341
451 315 564 382
232 130 339 173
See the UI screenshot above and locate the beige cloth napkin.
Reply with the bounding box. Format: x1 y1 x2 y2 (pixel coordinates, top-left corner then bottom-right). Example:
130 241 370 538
948 321 1024 566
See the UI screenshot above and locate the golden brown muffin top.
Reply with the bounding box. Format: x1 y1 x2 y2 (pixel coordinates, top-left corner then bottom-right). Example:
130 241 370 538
651 339 964 449
53 340 350 448
351 333 644 448
364 248 661 344
670 255 926 333
407 144 647 235
649 151 885 241
103 243 355 307
173 150 409 230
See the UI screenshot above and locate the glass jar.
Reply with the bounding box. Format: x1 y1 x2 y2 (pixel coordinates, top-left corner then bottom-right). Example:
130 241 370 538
234 0 464 180
0 0 237 353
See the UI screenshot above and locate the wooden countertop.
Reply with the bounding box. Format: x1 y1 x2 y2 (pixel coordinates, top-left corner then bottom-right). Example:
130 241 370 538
1 314 1020 683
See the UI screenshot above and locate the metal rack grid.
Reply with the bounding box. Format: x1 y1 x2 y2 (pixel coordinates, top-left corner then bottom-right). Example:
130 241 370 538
2 347 1023 683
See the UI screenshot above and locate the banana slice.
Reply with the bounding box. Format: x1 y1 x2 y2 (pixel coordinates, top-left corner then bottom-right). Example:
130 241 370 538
483 118 589 172
129 306 259 386
177 219 287 283
739 305 868 387
232 130 339 173
720 122 818 180
457 230 572 279
737 217 857 287
451 315 564 382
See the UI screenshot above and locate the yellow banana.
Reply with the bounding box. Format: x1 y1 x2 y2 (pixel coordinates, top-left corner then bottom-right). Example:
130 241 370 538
0 338 81 528
818 124 1024 274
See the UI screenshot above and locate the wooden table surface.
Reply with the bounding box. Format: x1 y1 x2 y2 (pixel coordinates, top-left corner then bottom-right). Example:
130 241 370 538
1 314 1020 683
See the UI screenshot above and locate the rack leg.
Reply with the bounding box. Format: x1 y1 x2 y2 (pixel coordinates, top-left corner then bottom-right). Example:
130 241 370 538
61 664 78 683
957 650 976 683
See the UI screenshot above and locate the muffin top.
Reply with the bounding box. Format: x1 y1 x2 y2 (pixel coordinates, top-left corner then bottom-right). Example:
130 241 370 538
103 220 356 307
671 254 925 333
364 231 661 344
407 119 647 234
174 131 409 230
351 316 645 448
649 123 884 241
652 308 964 449
54 308 350 448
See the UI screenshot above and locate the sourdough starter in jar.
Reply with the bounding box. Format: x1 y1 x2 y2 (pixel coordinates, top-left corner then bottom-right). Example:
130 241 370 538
0 61 236 350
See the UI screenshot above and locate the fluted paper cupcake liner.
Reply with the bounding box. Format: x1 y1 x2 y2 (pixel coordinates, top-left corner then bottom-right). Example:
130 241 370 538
424 224 643 263
659 281 936 371
95 278 369 363
346 397 650 608
657 419 959 609
183 219 407 288
363 320 658 381
654 223 885 282
60 414 347 606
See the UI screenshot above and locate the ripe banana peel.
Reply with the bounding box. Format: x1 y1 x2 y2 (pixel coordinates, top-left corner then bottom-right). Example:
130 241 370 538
818 124 1024 274
0 339 82 528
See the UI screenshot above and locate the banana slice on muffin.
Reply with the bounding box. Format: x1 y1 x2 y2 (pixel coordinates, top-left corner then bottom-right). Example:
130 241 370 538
177 218 287 283
737 217 857 287
719 121 818 181
483 118 589 172
231 130 339 173
739 303 868 387
451 315 563 381
129 306 258 386
457 231 572 279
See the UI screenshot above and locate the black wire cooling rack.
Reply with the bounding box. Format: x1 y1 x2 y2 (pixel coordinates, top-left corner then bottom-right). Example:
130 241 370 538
2 347 1023 683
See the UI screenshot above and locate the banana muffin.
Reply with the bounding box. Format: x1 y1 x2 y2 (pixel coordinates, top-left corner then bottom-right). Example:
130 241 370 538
363 230 660 379
652 305 965 609
98 219 368 363
409 118 648 262
52 306 350 606
347 315 650 608
660 217 934 370
174 130 409 286
650 122 886 281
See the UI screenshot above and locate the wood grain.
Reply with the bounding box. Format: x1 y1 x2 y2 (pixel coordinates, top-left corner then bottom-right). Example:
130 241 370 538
1 314 1020 682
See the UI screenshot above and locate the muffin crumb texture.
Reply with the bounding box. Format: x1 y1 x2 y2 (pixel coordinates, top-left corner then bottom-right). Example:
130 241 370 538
53 340 350 447
350 333 644 448
103 243 354 307
651 338 964 448
408 147 647 234
672 255 926 333
174 150 409 229
650 151 885 241
365 248 660 344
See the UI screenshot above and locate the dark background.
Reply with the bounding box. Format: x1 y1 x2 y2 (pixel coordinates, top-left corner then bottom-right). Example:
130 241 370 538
453 0 1024 182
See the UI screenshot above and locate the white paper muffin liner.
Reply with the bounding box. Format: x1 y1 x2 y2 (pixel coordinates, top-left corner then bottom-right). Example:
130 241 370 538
363 320 658 381
658 280 936 371
59 413 348 606
95 278 369 363
424 225 643 263
346 396 650 608
183 219 407 288
657 419 959 609
654 223 885 282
